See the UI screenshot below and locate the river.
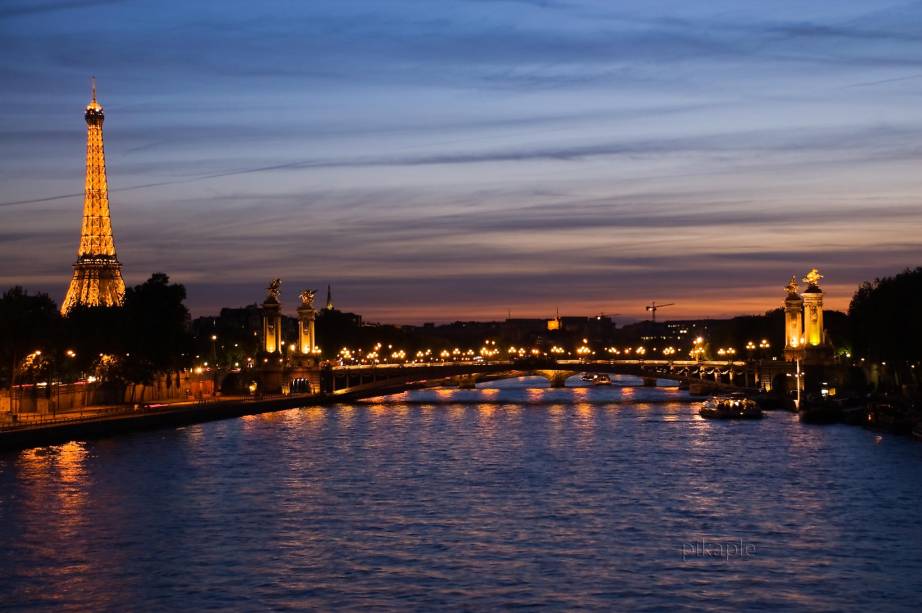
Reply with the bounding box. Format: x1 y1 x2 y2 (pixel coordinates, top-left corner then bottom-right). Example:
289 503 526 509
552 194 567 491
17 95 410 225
1 376 921 611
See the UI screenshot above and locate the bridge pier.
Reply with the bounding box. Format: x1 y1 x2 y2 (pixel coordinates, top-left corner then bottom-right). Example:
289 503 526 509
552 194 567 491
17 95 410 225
456 375 477 389
541 371 570 388
643 377 656 387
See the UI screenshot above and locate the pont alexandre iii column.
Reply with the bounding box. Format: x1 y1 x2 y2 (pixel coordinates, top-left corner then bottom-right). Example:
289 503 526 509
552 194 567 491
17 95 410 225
297 289 318 358
801 268 825 348
261 278 282 354
783 276 804 362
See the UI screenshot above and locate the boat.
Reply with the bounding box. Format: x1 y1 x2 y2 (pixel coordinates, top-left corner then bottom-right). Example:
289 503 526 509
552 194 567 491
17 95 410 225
580 373 597 383
593 374 612 386
798 403 842 424
699 393 762 419
750 391 788 411
866 399 916 435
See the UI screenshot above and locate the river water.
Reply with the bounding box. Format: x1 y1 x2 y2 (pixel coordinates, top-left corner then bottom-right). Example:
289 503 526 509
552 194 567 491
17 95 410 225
1 376 921 611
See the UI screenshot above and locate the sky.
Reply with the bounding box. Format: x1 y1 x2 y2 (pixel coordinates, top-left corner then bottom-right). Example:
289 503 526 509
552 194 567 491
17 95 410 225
2 0 922 324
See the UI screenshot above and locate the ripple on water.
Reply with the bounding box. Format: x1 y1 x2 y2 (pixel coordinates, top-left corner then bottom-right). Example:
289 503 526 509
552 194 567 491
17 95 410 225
1 384 921 611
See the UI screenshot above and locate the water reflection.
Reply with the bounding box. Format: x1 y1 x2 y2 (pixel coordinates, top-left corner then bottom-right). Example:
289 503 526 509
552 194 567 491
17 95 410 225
1 382 922 610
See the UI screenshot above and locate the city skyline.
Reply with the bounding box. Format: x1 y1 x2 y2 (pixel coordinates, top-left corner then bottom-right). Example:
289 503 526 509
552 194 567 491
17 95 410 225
3 1 922 322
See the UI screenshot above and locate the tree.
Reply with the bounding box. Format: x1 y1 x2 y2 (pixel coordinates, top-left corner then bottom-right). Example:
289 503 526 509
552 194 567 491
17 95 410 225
63 303 126 375
0 287 61 390
121 273 193 382
849 267 922 362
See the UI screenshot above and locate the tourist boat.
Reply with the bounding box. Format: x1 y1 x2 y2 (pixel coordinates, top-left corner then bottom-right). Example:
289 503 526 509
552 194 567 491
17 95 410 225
580 373 597 383
593 374 612 386
699 394 762 419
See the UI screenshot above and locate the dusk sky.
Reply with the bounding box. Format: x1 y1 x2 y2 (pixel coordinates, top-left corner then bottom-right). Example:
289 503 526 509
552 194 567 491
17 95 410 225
3 0 922 323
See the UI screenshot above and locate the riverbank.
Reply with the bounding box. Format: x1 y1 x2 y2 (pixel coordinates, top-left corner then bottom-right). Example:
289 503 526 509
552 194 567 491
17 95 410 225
0 394 327 452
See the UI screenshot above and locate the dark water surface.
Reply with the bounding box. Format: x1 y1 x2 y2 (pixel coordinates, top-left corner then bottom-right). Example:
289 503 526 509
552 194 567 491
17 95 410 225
2 377 921 611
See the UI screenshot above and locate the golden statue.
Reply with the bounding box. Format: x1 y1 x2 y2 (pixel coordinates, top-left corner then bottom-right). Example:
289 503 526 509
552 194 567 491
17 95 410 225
299 289 316 308
803 268 823 287
785 275 799 294
266 278 281 300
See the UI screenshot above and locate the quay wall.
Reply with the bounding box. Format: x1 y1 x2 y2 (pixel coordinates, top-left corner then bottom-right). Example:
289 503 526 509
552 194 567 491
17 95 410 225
0 394 324 453
0 374 214 415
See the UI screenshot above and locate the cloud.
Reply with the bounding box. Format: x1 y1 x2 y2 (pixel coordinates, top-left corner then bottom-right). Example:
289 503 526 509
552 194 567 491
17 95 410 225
0 0 125 19
4 0 922 321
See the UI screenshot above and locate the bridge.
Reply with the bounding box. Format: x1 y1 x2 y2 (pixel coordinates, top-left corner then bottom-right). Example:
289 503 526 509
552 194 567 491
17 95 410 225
309 358 794 399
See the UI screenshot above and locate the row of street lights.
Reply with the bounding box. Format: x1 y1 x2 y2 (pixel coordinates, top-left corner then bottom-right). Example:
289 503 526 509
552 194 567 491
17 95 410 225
191 335 775 370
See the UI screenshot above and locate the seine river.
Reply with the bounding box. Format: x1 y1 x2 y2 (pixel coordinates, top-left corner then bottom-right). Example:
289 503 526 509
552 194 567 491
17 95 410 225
2 376 921 611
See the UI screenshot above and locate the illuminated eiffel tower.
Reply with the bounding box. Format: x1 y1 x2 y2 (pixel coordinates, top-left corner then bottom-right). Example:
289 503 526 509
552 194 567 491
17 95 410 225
61 78 126 314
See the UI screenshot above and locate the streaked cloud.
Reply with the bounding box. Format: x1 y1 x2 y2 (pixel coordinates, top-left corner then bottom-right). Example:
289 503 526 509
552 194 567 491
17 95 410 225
2 0 922 322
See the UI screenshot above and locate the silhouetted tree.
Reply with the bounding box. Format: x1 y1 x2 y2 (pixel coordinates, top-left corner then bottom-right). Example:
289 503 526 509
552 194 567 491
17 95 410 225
849 267 922 362
0 287 61 389
120 273 193 383
64 303 126 374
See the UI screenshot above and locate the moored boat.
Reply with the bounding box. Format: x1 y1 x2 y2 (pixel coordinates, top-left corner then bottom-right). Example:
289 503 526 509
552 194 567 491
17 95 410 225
866 400 917 435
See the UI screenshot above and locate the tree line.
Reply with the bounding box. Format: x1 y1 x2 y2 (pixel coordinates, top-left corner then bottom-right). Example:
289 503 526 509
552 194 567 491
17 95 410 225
0 273 192 391
2 268 921 393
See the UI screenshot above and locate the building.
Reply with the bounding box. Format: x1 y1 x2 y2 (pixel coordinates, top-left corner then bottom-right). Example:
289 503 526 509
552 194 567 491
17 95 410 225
61 79 126 314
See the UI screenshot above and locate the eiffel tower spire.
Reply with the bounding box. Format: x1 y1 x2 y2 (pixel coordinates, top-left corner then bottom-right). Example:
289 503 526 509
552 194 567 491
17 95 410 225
61 78 126 314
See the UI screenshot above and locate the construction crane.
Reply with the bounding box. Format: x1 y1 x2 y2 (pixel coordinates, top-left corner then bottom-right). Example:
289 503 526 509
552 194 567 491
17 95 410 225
645 302 675 323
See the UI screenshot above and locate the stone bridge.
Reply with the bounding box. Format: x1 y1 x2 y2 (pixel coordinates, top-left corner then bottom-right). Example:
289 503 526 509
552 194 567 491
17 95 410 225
318 359 793 399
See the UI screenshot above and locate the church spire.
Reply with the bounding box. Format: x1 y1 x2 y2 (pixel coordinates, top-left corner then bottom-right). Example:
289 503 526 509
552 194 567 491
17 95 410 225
61 79 125 314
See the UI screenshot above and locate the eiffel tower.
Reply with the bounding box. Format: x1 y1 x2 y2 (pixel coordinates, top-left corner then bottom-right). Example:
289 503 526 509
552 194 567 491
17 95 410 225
61 78 126 314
